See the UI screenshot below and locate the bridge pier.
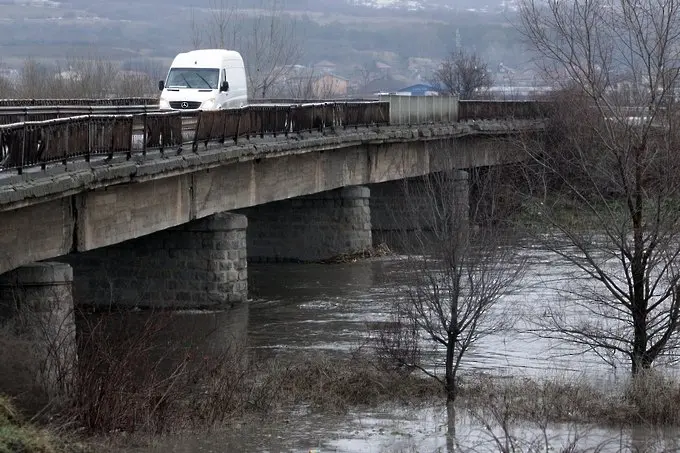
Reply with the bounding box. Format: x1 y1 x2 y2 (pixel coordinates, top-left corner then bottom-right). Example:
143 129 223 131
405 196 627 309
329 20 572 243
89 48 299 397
65 213 248 308
370 171 470 250
0 262 76 398
242 186 372 262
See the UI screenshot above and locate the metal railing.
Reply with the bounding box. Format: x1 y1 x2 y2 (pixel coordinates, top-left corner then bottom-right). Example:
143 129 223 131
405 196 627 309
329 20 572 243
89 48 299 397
0 104 160 125
0 98 549 174
0 102 390 173
0 98 158 107
458 100 550 121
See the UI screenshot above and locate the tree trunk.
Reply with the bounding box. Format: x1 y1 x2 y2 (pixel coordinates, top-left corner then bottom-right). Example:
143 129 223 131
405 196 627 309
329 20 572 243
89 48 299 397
631 143 651 376
445 335 457 402
446 400 456 453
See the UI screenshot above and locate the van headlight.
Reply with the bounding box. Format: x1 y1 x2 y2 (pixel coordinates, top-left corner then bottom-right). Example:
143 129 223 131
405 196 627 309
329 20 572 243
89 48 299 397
159 99 170 110
200 99 217 110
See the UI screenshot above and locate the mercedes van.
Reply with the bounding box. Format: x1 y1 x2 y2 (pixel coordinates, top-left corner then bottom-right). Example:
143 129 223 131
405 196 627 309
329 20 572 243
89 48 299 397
158 49 248 111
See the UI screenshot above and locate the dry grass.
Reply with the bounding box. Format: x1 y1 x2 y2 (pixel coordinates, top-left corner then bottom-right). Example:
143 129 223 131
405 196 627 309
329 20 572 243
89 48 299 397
460 370 680 427
0 395 87 453
276 353 441 411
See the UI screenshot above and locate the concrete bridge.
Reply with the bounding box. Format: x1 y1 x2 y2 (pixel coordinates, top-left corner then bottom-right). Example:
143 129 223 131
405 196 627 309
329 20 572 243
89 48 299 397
0 97 546 311
0 96 548 394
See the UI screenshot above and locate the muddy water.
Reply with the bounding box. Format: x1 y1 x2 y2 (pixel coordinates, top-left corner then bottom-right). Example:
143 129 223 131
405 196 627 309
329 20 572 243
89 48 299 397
94 247 677 452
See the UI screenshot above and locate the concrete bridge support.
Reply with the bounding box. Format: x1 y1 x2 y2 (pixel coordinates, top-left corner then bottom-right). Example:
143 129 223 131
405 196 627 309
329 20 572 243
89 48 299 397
63 213 248 308
0 262 76 398
370 171 470 250
242 186 372 262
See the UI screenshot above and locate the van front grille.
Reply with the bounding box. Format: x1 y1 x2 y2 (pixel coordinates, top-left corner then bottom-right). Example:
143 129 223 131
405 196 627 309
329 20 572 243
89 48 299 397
169 101 202 109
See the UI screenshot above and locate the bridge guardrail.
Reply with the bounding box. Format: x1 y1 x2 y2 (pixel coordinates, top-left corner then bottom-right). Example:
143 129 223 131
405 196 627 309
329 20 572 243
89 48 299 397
0 102 390 173
0 104 161 125
458 100 550 121
0 98 547 174
191 102 390 150
0 98 158 107
0 115 136 169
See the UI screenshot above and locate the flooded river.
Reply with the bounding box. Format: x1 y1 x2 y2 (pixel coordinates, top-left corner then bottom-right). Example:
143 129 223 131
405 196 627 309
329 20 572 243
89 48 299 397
92 246 679 452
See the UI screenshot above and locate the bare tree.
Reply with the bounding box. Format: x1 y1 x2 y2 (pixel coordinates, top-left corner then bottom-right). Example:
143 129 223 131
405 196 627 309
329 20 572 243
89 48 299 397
0 76 15 99
353 63 380 94
190 0 302 99
375 166 526 403
518 0 680 375
279 68 340 100
432 50 493 99
17 59 55 99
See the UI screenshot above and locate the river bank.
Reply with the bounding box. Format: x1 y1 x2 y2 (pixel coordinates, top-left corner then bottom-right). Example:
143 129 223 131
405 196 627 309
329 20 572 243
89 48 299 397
5 349 680 452
4 253 680 452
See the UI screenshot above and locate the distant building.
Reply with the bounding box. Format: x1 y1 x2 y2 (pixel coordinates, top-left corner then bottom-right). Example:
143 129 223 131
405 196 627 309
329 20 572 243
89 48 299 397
395 83 440 96
313 73 348 97
359 75 408 96
314 60 338 74
280 68 349 98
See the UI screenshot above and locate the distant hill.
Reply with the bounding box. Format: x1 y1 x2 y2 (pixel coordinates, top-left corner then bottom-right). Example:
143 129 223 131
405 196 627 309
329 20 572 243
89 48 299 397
0 0 528 88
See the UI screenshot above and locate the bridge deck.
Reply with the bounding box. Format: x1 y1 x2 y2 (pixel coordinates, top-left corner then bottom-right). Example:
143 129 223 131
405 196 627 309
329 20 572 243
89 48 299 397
0 119 544 211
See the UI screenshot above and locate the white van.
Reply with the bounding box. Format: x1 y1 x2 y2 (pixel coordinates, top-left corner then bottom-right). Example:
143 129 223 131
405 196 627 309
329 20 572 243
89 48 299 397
158 49 248 111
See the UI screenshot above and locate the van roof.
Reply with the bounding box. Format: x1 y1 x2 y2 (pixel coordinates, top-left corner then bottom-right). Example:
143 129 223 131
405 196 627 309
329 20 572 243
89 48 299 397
171 49 244 68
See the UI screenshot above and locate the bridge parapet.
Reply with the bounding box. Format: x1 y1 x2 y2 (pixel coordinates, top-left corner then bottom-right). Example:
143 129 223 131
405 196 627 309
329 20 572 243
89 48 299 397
0 112 182 171
0 104 160 126
379 94 459 125
0 102 390 173
459 100 550 121
0 97 548 174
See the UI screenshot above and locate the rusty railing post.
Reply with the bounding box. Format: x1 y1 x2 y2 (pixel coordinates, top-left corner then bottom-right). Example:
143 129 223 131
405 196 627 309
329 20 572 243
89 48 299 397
260 108 265 138
19 123 25 175
192 111 201 153
86 116 92 163
234 109 241 145
126 116 133 160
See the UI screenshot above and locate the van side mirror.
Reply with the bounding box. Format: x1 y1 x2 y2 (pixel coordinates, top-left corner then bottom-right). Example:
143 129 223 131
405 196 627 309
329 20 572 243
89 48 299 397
158 80 165 91
220 81 229 92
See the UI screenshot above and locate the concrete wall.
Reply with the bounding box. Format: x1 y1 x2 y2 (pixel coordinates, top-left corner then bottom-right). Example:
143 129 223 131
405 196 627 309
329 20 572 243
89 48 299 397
241 186 372 262
0 198 74 277
62 213 247 308
379 95 459 125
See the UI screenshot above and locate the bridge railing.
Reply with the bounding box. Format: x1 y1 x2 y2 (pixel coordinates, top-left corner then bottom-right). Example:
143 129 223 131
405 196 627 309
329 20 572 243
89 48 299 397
458 100 550 120
0 98 158 107
0 111 187 171
0 104 160 125
191 102 389 150
0 102 390 172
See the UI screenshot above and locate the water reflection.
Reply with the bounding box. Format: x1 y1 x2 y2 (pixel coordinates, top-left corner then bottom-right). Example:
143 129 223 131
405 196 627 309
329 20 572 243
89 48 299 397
247 254 620 382
86 248 679 452
77 302 249 376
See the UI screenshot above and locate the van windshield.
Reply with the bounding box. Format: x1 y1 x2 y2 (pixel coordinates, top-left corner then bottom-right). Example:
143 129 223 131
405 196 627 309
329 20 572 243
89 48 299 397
166 68 219 89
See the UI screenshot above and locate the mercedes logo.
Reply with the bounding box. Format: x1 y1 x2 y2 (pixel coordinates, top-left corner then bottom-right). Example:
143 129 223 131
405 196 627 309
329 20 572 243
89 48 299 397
181 102 189 109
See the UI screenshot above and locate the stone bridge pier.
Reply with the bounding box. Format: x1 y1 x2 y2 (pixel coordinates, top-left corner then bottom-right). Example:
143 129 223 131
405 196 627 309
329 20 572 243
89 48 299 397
240 186 372 262
61 212 248 308
0 261 77 399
